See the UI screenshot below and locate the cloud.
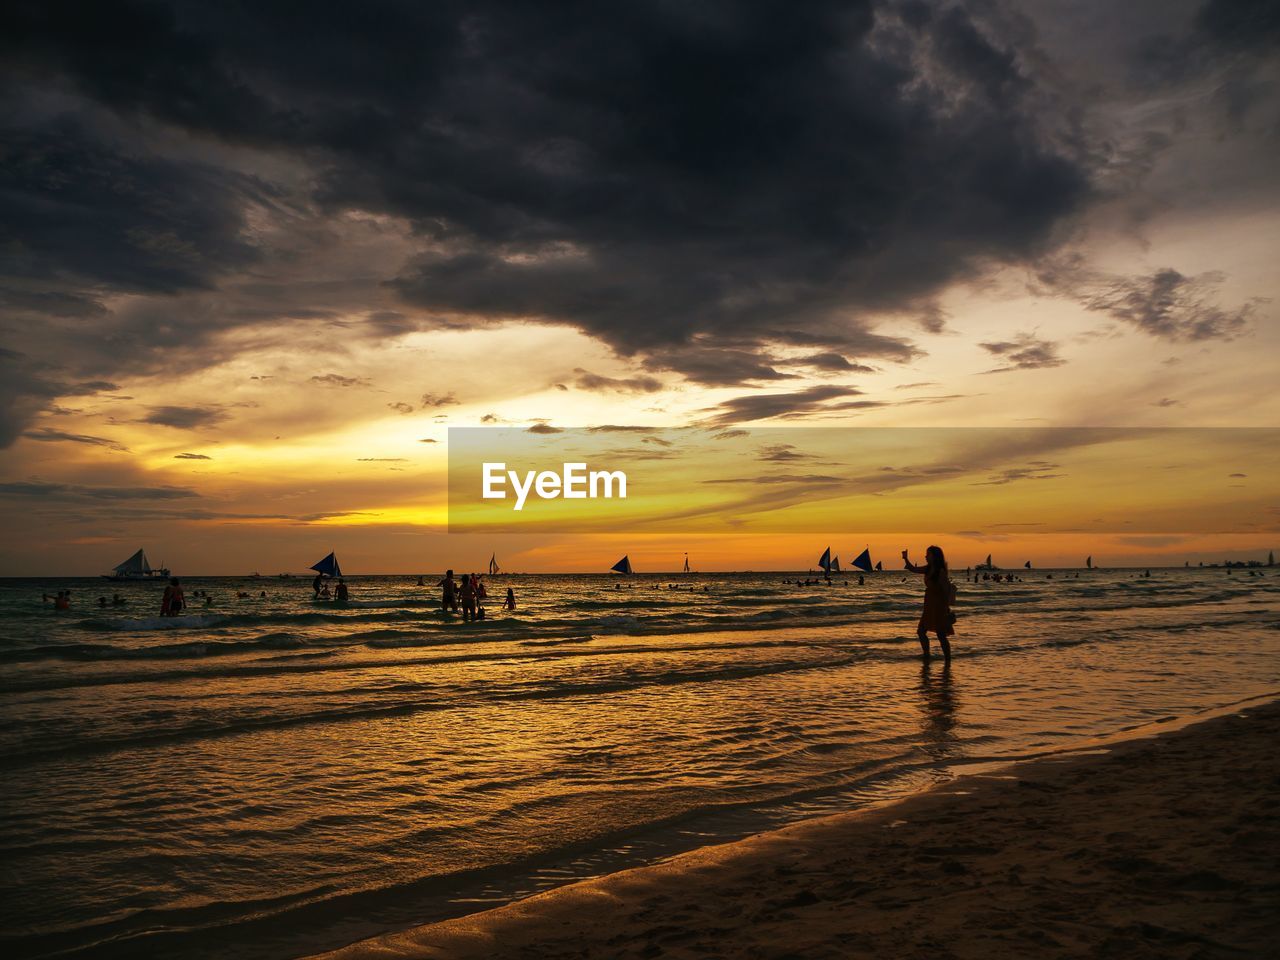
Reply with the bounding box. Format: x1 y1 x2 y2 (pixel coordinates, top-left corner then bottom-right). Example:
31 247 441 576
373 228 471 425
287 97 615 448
421 392 459 408
1151 397 1179 407
787 353 877 373
140 405 228 428
702 474 845 485
0 117 259 296
3 1 1097 395
387 401 415 414
972 463 1066 485
0 480 199 500
702 385 863 425
526 423 563 434
979 333 1066 372
356 457 407 462
173 452 212 460
570 368 663 393
758 444 813 462
1082 269 1258 341
418 438 438 443
311 373 369 387
21 427 128 451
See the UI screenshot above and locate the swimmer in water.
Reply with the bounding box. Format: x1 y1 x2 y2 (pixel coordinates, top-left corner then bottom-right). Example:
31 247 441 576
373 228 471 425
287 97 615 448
160 578 185 617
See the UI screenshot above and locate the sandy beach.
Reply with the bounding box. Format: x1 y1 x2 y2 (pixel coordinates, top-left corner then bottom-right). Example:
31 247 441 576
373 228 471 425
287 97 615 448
309 697 1280 960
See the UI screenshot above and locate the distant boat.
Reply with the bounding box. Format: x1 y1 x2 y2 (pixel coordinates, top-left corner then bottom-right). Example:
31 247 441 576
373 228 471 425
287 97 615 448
488 553 500 575
818 546 832 574
683 553 690 573
310 551 342 578
1024 560 1032 569
103 548 169 581
874 560 883 572
851 548 873 573
610 555 633 574
975 553 998 571
1270 551 1275 567
1086 555 1093 569
831 555 841 573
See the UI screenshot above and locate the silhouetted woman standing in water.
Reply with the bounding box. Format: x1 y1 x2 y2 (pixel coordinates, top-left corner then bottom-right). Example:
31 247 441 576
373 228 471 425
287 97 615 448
902 545 954 660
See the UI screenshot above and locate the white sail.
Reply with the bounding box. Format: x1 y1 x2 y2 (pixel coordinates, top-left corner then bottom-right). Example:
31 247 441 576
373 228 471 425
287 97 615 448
113 549 151 576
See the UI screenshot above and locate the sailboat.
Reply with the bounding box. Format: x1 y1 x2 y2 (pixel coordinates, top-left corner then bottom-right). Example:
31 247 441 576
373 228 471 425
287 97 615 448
683 553 690 573
488 553 500 576
1086 555 1093 570
1269 551 1275 567
851 548 873 573
1024 560 1032 569
610 555 633 574
310 551 342 578
831 555 841 573
103 548 170 581
818 546 832 572
975 554 998 571
874 560 883 572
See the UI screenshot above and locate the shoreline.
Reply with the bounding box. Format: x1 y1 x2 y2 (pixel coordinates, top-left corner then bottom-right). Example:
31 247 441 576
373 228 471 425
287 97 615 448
305 694 1280 959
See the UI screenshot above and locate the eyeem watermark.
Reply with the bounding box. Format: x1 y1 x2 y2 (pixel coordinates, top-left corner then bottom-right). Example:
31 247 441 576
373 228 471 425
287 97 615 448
482 462 627 511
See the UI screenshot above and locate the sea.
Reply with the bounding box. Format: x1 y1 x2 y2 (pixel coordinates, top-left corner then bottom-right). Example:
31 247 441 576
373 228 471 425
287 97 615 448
2 568 1277 959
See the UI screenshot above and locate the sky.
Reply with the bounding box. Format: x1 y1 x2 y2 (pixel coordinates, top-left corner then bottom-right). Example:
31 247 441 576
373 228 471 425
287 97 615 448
1 0 1277 575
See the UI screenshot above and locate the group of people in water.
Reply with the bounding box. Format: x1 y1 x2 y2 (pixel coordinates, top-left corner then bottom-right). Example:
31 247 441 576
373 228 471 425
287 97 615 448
436 569 516 621
44 551 1255 667
311 573 349 602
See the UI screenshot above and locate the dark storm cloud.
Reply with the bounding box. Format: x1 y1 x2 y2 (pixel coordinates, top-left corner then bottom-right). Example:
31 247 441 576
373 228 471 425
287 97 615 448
641 348 796 386
2 1 1093 396
139 405 228 428
0 116 261 294
6 0 1273 448
979 333 1066 372
1132 0 1280 115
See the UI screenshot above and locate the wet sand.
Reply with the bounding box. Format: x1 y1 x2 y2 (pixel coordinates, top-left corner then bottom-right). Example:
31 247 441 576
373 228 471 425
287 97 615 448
308 698 1280 960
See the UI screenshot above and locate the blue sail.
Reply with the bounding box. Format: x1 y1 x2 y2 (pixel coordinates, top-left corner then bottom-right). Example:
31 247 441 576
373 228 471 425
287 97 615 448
851 548 873 572
610 555 633 574
310 551 342 578
817 547 831 572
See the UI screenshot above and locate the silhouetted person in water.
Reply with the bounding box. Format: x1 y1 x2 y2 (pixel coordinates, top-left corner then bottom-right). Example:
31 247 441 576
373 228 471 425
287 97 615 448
459 573 477 621
902 545 954 661
438 570 458 612
160 578 185 617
